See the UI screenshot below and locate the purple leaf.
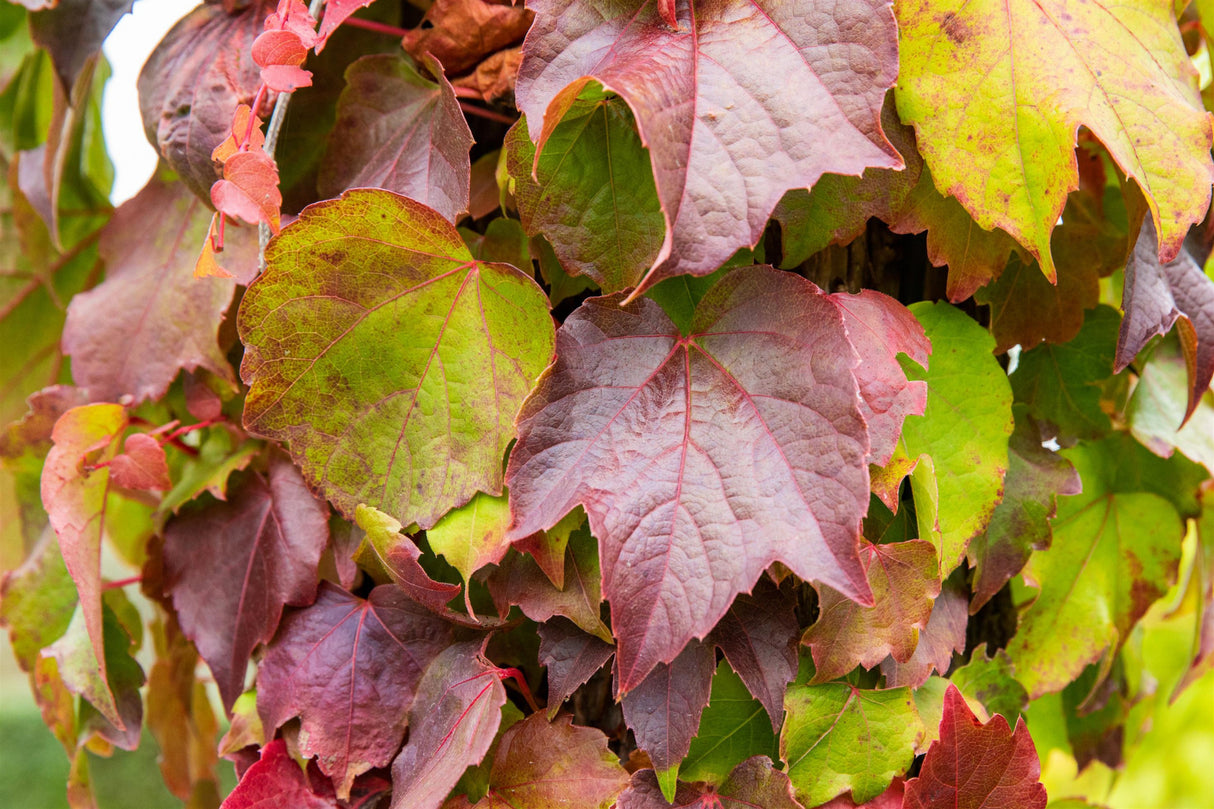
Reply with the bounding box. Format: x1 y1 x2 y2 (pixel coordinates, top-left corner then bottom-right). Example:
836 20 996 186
537 617 615 718
620 638 714 772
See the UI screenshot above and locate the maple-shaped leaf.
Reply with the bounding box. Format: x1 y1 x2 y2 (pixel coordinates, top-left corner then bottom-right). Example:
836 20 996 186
507 266 879 689
967 409 1081 612
487 522 611 641
473 713 629 809
680 661 778 785
403 0 534 75
40 403 126 690
1117 219 1214 422
830 290 931 466
516 0 901 292
354 504 462 611
139 0 272 203
705 578 798 730
390 642 508 809
620 638 714 773
428 491 513 599
239 189 555 530
537 617 615 717
213 104 267 171
619 757 801 809
61 174 240 404
265 0 319 47
880 572 968 689
781 681 923 808
28 0 133 93
1007 436 1188 699
221 738 337 809
1011 305 1119 441
889 301 1013 576
212 149 283 233
803 540 941 683
903 684 1046 809
505 88 665 293
895 0 1214 281
258 582 456 797
108 433 170 492
162 455 329 712
319 53 473 223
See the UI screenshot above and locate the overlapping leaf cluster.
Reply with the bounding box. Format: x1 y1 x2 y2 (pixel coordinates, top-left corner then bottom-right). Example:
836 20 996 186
3 1 1214 808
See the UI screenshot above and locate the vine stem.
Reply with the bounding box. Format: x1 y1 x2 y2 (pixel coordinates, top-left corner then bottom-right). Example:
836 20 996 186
258 0 327 273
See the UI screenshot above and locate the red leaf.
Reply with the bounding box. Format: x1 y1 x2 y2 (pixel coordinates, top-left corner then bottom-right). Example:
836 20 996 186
108 433 170 492
480 712 629 809
656 0 678 29
903 684 1046 809
318 53 473 223
620 639 714 772
252 29 308 68
40 403 127 690
316 0 377 49
212 104 266 164
61 174 241 404
258 583 456 798
829 290 931 467
1117 218 1214 423
516 0 900 291
211 149 283 233
816 779 905 809
389 642 507 809
802 540 941 684
265 0 319 48
139 1 273 203
706 579 799 730
259 63 314 92
220 738 337 809
537 617 615 716
162 455 329 711
507 266 874 689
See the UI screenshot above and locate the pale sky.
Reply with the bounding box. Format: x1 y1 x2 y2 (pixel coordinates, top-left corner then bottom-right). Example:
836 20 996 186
101 0 200 204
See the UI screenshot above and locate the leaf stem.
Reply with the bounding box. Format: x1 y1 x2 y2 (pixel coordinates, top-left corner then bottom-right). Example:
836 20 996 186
102 576 142 591
338 16 410 39
457 100 516 126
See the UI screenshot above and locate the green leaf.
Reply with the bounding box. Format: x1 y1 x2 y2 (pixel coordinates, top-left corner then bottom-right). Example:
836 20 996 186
1006 436 1188 698
1011 304 1120 440
506 89 665 294
0 526 76 671
239 189 556 529
1127 333 1214 473
680 661 778 786
949 643 1030 727
781 681 924 807
895 0 1214 279
427 491 513 589
898 301 1013 575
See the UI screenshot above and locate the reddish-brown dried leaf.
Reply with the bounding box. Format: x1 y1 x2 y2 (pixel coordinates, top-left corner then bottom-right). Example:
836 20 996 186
829 289 931 466
40 403 126 689
516 0 900 291
880 574 968 688
507 266 875 689
967 411 1081 612
390 642 507 809
220 738 337 809
1117 218 1214 423
620 639 714 772
803 540 941 683
61 175 239 404
537 617 615 717
108 433 170 492
258 583 456 798
477 713 629 809
162 455 329 711
319 53 472 223
212 149 283 233
705 579 798 730
139 1 273 203
453 47 523 103
903 685 1046 809
29 0 133 92
403 0 534 75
